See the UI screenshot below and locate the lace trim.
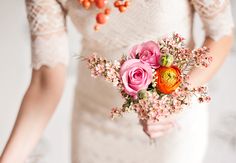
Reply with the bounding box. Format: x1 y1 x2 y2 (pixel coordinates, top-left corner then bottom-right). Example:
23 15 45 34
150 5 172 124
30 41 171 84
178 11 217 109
192 0 234 40
25 0 69 69
31 32 69 70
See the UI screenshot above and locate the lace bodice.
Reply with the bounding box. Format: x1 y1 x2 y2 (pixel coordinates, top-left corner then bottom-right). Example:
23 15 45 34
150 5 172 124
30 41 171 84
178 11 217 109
25 0 234 70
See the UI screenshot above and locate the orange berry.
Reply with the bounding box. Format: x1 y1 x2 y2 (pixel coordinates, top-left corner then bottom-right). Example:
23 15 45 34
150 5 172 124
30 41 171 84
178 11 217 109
82 0 91 9
124 1 130 7
114 1 121 7
118 5 127 12
94 24 100 31
94 0 106 9
96 13 107 24
104 8 111 15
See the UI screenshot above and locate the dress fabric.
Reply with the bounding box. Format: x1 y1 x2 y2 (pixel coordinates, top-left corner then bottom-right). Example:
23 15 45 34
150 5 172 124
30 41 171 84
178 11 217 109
25 0 234 163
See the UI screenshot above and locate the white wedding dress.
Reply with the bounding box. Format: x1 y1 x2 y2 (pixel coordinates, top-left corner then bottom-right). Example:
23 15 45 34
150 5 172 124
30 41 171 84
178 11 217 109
25 0 234 163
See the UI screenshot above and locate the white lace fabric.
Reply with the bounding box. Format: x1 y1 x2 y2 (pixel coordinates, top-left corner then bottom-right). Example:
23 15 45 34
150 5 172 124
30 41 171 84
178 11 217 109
25 0 234 70
30 32 69 69
24 0 235 163
192 0 235 40
25 0 69 69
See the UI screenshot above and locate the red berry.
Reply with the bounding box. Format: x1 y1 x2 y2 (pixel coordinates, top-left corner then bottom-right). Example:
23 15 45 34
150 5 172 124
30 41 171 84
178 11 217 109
114 1 121 7
124 1 130 7
104 8 111 15
94 0 106 9
118 5 127 12
82 0 91 9
94 24 100 31
96 13 107 24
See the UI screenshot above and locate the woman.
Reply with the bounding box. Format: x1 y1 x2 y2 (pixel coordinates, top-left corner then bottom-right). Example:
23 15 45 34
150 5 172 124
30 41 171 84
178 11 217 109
0 0 234 163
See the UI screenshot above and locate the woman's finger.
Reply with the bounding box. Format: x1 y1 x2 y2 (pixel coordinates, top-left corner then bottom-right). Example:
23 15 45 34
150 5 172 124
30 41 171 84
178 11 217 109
149 131 165 139
140 119 176 138
149 128 173 139
140 119 174 126
146 123 173 132
146 119 174 125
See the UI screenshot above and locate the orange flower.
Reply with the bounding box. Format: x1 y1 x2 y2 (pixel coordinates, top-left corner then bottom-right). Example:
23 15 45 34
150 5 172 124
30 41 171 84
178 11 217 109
155 66 181 94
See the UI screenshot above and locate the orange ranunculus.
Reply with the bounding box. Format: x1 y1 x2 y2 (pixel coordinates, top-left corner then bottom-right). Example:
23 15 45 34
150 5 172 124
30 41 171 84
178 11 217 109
155 66 181 94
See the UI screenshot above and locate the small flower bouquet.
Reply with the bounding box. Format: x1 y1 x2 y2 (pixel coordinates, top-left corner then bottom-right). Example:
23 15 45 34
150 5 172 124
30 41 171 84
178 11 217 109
84 33 212 122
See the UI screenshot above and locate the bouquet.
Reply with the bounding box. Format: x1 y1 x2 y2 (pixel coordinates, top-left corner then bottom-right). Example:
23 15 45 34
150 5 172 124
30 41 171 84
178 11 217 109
84 33 212 122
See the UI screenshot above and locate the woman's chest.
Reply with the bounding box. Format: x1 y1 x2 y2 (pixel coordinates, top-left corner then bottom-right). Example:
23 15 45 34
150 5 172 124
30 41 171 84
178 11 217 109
63 0 194 49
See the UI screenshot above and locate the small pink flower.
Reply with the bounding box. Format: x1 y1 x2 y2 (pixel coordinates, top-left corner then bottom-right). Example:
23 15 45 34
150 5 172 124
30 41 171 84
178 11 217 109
130 41 161 68
120 59 152 98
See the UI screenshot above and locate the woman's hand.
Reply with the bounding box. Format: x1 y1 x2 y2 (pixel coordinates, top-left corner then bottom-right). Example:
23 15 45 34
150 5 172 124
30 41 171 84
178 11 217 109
140 119 175 139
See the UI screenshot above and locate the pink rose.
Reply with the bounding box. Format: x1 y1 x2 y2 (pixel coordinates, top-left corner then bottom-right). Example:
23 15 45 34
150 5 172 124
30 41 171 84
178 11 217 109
120 59 153 98
130 41 161 68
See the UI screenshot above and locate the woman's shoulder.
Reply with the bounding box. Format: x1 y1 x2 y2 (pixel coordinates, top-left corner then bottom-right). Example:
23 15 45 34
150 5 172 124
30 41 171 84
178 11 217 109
191 0 230 17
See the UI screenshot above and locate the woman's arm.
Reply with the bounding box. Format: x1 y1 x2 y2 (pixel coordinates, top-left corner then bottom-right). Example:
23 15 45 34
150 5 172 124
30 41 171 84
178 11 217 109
0 65 66 163
189 0 235 86
0 0 69 161
188 34 234 87
141 34 234 139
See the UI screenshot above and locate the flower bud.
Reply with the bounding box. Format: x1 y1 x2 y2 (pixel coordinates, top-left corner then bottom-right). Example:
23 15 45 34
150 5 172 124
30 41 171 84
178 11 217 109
138 90 147 99
159 54 174 67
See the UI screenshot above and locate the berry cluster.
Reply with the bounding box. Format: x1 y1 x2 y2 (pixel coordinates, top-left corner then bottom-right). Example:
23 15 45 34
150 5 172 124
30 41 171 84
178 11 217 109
78 0 131 31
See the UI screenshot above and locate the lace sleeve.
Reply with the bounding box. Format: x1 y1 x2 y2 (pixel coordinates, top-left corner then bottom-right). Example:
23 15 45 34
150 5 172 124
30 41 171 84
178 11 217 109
191 0 235 41
25 0 69 70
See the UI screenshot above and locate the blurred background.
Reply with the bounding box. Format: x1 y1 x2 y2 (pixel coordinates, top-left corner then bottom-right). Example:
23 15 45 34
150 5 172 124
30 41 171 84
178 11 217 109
0 0 235 163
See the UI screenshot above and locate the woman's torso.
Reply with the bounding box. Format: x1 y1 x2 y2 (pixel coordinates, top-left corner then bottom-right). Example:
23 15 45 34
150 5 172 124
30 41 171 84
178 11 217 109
64 0 195 58
64 0 199 135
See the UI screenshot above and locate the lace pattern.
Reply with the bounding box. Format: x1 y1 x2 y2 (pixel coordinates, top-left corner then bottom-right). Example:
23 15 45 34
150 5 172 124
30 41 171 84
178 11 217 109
26 0 67 35
31 32 69 69
25 0 69 69
192 0 234 40
23 0 235 162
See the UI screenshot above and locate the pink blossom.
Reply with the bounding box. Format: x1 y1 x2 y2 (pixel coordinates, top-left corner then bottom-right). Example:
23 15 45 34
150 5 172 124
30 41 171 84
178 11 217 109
120 59 152 98
129 41 161 68
85 33 212 122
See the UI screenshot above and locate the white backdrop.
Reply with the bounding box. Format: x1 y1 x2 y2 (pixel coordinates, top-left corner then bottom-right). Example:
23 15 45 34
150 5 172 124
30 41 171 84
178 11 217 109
0 0 235 163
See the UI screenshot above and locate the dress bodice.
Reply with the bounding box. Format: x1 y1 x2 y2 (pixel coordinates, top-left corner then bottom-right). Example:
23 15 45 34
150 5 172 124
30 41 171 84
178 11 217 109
25 0 234 69
67 0 194 56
